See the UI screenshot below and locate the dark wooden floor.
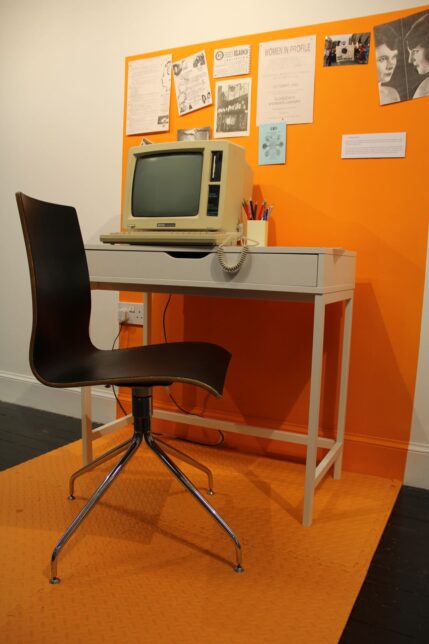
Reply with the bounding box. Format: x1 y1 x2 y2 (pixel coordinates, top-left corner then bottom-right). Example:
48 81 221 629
341 485 429 642
1 401 428 641
0 400 89 469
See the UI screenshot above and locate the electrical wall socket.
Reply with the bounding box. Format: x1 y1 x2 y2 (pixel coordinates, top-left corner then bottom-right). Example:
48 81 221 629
118 302 144 325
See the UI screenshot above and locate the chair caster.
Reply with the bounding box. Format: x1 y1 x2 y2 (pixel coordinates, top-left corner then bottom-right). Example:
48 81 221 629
207 488 215 496
234 564 244 573
50 577 61 584
67 495 75 501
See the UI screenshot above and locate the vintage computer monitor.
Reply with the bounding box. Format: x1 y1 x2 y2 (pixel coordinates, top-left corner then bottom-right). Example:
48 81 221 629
100 140 253 246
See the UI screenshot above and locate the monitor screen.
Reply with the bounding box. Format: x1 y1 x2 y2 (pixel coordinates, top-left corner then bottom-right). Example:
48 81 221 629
132 151 203 217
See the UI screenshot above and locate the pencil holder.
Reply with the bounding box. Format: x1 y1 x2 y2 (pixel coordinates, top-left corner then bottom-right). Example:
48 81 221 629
246 220 268 246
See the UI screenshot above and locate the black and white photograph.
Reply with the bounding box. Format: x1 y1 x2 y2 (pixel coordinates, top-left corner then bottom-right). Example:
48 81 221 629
374 9 429 105
402 9 429 99
323 33 370 66
177 127 211 141
214 79 251 138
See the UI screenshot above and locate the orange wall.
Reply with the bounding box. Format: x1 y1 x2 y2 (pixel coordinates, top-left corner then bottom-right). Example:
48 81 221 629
120 5 429 479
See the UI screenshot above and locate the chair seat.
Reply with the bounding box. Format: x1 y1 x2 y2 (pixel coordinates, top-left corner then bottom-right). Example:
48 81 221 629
38 341 231 397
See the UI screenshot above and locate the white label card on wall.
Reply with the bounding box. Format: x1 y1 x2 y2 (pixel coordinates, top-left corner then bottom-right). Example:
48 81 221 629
341 132 406 158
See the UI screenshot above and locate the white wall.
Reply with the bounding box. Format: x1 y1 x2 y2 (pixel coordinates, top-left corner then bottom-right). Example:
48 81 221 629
1 0 427 475
405 229 429 488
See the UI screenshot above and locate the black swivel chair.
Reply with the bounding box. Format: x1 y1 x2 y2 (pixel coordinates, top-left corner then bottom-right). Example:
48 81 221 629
16 192 243 583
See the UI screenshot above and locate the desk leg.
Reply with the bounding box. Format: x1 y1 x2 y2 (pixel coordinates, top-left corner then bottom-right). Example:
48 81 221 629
333 295 354 479
81 386 93 465
303 295 325 527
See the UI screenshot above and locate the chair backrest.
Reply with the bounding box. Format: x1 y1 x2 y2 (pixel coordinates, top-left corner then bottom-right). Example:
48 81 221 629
16 192 93 385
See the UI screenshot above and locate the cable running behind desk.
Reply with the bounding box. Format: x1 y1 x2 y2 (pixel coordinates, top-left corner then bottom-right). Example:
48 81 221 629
84 244 356 527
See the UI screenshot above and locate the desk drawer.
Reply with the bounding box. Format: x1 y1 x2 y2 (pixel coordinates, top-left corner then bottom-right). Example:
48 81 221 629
87 248 319 290
209 251 318 287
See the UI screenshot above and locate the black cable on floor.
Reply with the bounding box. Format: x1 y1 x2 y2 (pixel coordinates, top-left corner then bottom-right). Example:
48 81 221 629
161 294 225 448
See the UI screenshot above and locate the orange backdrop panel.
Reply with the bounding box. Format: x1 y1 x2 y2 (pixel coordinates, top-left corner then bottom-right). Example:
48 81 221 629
120 5 429 480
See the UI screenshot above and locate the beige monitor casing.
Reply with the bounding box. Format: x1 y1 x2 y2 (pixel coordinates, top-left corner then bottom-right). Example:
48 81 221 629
122 140 252 234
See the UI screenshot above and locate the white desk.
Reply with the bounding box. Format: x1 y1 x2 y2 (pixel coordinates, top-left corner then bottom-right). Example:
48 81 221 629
84 244 356 526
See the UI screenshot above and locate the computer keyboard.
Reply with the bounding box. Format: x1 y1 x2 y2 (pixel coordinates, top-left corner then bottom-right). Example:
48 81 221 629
100 230 240 246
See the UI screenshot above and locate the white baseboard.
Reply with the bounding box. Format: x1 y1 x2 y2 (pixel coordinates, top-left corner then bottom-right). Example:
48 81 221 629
2 369 429 488
0 370 116 424
404 441 429 490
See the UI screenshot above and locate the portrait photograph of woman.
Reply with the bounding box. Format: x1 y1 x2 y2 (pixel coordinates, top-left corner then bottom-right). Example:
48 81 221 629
374 22 402 104
403 10 429 99
374 9 429 105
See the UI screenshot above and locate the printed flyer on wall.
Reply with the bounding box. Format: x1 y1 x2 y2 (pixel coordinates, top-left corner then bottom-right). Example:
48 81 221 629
173 51 212 115
256 35 316 125
258 123 286 165
213 44 251 78
126 54 172 135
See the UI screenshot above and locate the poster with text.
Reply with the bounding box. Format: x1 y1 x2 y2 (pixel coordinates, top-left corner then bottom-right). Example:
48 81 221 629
126 54 172 135
256 36 316 125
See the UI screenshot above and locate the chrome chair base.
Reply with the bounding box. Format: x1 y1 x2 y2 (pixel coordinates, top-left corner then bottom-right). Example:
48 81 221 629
50 387 243 583
50 431 142 583
68 437 133 499
155 436 215 495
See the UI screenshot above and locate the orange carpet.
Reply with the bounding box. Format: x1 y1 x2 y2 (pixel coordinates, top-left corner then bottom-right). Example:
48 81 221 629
0 428 399 643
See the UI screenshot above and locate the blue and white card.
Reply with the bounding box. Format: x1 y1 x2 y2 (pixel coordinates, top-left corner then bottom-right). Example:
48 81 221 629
258 123 286 165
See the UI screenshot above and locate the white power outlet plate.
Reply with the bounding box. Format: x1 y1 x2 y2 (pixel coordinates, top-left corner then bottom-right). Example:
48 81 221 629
118 302 144 325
